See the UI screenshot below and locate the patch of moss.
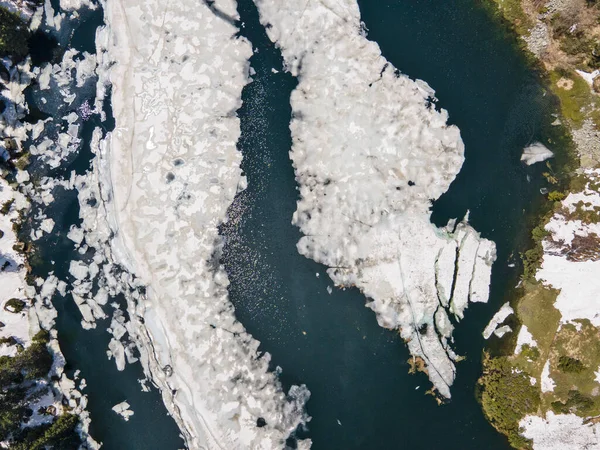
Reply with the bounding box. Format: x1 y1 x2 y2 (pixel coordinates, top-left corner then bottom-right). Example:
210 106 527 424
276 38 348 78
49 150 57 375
548 69 593 128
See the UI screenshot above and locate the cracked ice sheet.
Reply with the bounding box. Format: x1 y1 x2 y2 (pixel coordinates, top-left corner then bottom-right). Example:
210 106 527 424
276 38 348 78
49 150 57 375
254 0 496 398
99 0 309 448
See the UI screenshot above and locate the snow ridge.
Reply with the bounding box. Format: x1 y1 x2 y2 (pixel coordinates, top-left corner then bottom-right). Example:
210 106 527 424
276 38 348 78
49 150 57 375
254 0 496 398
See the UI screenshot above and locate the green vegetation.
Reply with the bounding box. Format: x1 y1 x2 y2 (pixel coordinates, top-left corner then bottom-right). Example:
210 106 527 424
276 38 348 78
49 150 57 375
478 285 561 448
558 356 586 373
4 298 26 313
1 198 14 215
551 389 594 414
13 152 30 171
547 191 566 202
12 413 81 450
488 0 534 36
478 353 539 449
549 69 594 128
520 344 540 362
0 327 82 447
0 7 29 58
521 226 551 281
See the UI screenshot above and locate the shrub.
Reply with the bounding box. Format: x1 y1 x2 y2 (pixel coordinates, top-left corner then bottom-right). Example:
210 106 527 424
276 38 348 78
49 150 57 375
0 199 14 215
0 386 27 441
521 345 541 361
0 336 17 346
557 355 586 373
551 389 594 414
548 191 566 202
478 354 539 448
13 413 81 450
0 7 29 58
4 298 25 313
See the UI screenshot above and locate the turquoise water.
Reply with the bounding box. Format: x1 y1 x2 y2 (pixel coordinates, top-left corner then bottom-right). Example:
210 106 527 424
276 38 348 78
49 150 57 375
25 0 563 448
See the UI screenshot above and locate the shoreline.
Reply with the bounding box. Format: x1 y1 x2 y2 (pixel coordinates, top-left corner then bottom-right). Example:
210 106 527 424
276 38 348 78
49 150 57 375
0 41 97 447
478 0 600 447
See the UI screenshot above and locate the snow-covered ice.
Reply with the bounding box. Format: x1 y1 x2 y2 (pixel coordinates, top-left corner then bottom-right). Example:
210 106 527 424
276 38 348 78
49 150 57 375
89 0 311 448
254 0 495 398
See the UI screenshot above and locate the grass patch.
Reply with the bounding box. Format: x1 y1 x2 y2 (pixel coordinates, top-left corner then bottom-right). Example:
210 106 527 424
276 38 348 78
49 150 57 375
516 284 561 357
548 69 593 128
542 320 600 416
489 0 534 35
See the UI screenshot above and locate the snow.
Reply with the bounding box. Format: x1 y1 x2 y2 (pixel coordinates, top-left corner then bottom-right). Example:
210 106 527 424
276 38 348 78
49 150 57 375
254 0 495 398
521 142 554 165
514 325 537 355
518 168 600 445
541 359 556 393
483 302 514 339
0 178 32 357
537 169 600 327
520 412 600 449
87 0 312 448
576 69 600 88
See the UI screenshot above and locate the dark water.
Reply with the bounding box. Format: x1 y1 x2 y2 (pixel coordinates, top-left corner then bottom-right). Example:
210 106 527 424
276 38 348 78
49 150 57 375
25 0 567 449
219 1 567 450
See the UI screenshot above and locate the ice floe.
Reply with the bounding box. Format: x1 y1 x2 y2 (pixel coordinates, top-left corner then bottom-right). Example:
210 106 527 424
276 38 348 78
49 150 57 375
483 302 514 339
521 142 554 165
112 401 134 421
254 0 495 398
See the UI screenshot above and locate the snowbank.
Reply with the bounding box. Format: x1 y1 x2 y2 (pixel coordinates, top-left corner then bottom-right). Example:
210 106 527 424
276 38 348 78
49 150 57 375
254 0 495 398
520 412 600 449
